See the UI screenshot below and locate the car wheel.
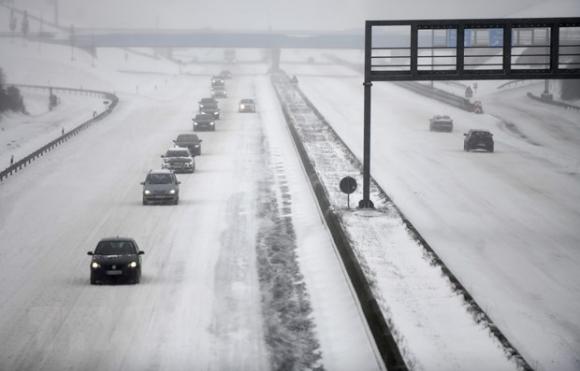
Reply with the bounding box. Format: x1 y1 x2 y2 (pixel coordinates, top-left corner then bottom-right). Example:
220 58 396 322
174 198 179 205
90 276 98 285
142 198 148 206
489 145 494 153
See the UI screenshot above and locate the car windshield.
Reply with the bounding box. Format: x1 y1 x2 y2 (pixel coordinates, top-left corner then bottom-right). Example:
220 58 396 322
177 134 197 142
202 103 218 109
196 114 212 121
473 131 491 137
242 99 254 104
95 240 136 255
166 150 189 157
146 173 173 184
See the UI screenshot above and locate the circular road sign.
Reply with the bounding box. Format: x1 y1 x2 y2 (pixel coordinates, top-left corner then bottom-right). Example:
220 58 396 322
339 176 357 195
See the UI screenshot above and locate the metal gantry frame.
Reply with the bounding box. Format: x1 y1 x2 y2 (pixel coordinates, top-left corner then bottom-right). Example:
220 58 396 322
360 17 580 208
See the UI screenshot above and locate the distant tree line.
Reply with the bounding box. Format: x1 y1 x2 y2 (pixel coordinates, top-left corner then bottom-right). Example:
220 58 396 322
0 68 26 114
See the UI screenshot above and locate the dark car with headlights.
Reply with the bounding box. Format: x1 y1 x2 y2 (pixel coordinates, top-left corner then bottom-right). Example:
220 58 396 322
238 98 256 113
429 115 453 132
88 237 144 284
464 129 494 152
174 133 202 156
193 113 216 131
198 97 217 111
199 101 220 119
212 86 228 99
211 76 225 89
161 147 195 173
141 169 180 205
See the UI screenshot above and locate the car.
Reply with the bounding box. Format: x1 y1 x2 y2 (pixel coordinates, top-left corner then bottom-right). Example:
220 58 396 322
212 87 228 99
199 101 220 119
193 113 216 131
238 98 256 113
161 147 195 173
174 133 202 156
218 70 232 79
429 115 453 132
211 76 225 89
198 97 217 111
464 129 494 152
141 169 180 205
87 237 144 284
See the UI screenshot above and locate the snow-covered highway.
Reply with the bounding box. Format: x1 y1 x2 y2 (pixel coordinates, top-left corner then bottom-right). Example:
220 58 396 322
0 41 381 370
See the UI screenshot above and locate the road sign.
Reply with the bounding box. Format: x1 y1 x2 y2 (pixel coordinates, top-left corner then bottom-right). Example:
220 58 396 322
340 176 357 209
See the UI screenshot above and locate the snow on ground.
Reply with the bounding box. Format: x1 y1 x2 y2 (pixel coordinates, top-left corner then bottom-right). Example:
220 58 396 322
282 53 580 371
0 89 106 167
273 74 521 371
0 32 380 371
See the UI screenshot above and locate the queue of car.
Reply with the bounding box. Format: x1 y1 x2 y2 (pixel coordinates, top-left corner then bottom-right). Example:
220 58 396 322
90 70 261 285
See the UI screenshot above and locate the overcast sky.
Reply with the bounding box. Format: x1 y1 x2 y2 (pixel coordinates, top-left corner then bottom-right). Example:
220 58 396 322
11 0 580 31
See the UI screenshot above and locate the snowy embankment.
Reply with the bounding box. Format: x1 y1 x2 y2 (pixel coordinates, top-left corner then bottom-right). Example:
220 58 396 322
272 72 523 371
282 52 580 371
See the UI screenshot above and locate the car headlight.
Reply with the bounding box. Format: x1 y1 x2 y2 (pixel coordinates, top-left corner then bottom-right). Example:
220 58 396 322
214 111 219 115
240 104 245 109
91 262 100 269
194 122 198 125
195 144 200 147
169 189 176 194
199 104 204 108
144 189 151 195
128 261 138 268
210 121 215 126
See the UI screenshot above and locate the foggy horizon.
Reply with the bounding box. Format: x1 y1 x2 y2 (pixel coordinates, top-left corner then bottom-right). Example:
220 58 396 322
10 0 580 31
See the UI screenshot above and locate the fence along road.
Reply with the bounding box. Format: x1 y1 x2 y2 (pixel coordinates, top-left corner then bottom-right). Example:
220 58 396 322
0 84 118 182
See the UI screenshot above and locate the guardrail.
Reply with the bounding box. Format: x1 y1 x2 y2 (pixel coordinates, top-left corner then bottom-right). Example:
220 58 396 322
527 92 580 112
393 81 477 112
0 84 118 182
322 53 478 112
497 80 535 90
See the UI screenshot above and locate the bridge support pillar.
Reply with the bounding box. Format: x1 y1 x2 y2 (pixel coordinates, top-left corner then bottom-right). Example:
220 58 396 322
270 48 281 72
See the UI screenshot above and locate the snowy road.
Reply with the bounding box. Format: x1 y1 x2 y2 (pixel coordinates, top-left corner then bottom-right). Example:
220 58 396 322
0 68 380 370
284 57 580 371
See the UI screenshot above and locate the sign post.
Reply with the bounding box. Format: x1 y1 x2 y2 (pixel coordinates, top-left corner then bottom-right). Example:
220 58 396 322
340 176 358 209
360 17 580 208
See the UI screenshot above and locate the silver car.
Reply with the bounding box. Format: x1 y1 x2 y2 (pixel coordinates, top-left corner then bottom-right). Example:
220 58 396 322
141 169 180 205
161 147 195 173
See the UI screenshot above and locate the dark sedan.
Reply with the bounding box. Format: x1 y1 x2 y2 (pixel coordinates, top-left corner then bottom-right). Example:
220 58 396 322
464 129 494 152
88 237 144 284
193 113 216 131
